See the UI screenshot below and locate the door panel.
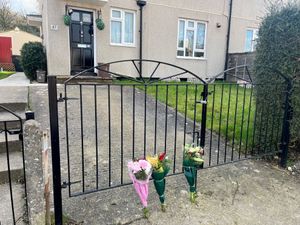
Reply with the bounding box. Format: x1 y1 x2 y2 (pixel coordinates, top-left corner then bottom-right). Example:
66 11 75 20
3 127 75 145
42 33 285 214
83 25 92 44
71 24 81 43
70 10 94 74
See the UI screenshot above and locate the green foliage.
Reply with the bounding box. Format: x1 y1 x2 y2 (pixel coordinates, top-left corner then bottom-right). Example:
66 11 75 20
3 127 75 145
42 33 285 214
0 71 14 80
96 18 105 30
254 3 300 153
20 42 47 81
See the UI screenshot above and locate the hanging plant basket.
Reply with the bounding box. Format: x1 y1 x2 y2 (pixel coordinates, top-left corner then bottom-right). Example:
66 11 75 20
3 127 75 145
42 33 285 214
64 15 71 26
96 18 105 31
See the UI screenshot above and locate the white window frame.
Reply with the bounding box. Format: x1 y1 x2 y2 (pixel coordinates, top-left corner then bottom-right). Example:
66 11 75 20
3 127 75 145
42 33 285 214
177 18 207 60
245 28 258 52
110 8 136 47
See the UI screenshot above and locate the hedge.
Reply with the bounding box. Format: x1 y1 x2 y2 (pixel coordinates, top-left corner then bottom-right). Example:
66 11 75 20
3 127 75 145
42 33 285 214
20 42 47 81
254 3 300 155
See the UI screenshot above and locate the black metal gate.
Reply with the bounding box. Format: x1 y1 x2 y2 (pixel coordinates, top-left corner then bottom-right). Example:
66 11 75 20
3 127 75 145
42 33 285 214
0 105 28 225
48 60 292 225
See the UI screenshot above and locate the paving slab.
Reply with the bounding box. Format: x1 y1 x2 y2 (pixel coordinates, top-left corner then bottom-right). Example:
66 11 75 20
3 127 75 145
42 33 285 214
0 72 30 86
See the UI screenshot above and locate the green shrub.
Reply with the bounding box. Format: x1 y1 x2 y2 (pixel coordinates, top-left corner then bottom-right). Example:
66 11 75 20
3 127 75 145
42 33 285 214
20 42 47 80
254 3 300 154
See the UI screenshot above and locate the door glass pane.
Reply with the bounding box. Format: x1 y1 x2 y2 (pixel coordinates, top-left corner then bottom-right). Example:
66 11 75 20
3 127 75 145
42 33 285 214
124 12 134 43
196 23 205 49
111 21 122 43
245 30 253 51
112 10 121 18
82 13 92 23
185 30 194 57
71 12 80 21
178 20 185 48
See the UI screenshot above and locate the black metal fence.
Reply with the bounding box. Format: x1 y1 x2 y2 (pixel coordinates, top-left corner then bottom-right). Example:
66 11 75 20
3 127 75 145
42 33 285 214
0 105 28 225
48 60 292 224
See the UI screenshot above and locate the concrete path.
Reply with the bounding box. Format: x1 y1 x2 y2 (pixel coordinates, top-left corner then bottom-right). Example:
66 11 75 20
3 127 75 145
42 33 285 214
0 72 30 86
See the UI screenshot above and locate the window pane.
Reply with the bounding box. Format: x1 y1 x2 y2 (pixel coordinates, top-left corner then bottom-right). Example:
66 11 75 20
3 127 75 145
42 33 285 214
124 12 134 43
253 29 258 50
194 52 204 58
178 20 185 48
82 13 91 23
71 12 80 21
188 21 194 28
111 21 122 43
196 23 205 49
245 30 253 52
177 50 184 56
185 30 194 57
112 10 121 18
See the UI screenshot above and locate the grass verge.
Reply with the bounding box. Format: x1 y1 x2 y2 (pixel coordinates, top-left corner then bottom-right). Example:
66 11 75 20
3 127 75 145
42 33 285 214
0 71 15 80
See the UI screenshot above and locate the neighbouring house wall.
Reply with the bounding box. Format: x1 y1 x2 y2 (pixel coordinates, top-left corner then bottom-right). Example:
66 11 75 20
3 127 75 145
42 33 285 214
42 0 271 78
0 29 41 55
229 0 269 53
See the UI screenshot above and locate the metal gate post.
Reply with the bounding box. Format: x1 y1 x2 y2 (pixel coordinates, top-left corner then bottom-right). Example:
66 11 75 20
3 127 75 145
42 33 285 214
200 84 208 148
48 76 63 225
280 79 293 168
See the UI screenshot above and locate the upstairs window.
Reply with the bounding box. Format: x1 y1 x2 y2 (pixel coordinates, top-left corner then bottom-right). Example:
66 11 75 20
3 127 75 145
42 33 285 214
245 28 258 52
177 19 207 59
111 8 135 46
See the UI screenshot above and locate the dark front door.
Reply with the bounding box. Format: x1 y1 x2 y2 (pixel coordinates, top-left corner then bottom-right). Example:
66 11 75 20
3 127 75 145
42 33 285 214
70 10 94 75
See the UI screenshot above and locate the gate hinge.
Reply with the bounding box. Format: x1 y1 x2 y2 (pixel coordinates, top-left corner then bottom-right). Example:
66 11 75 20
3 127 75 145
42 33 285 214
61 180 81 189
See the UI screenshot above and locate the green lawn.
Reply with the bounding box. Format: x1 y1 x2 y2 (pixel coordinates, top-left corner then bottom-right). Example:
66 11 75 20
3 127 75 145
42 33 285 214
0 71 15 80
115 80 256 151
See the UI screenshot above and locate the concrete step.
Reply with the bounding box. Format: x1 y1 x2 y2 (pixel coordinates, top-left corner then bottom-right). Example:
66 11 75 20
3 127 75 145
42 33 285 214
0 86 28 110
0 110 25 130
0 102 27 113
0 134 22 153
0 151 24 184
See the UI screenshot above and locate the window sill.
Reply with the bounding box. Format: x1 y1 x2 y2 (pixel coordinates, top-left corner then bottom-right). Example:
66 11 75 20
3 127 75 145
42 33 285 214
110 43 136 48
176 56 207 61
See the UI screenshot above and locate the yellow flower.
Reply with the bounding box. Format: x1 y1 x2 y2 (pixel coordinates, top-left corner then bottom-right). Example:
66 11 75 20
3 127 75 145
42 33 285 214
146 155 159 169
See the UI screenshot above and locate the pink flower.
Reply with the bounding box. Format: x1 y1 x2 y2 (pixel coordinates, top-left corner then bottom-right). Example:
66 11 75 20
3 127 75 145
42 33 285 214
128 161 141 173
139 160 152 175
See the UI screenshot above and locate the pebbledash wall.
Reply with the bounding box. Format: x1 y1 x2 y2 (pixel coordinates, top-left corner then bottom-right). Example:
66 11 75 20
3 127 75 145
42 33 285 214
38 0 270 78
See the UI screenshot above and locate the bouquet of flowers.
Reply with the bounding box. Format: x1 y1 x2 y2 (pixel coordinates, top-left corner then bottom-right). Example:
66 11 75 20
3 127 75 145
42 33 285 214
146 153 170 211
183 144 204 203
128 159 152 218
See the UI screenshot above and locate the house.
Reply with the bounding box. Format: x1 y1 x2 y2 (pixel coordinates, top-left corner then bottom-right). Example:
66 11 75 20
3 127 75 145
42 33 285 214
32 0 272 79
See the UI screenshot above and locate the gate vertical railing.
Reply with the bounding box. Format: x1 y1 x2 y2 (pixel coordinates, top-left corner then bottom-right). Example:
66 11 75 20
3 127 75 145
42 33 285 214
200 84 208 148
48 76 63 225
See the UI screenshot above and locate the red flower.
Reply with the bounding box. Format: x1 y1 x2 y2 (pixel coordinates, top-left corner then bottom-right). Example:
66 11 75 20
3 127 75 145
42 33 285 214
159 152 166 161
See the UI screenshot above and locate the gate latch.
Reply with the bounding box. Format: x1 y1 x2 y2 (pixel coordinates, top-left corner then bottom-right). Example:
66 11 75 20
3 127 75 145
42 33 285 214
196 100 207 105
61 180 81 189
58 93 79 102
